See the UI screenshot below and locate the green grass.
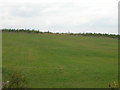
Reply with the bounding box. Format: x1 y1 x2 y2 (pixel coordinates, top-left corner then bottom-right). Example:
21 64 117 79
2 32 118 88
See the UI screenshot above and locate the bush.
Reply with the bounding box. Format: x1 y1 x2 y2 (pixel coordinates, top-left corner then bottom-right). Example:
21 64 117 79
109 81 120 89
2 72 28 89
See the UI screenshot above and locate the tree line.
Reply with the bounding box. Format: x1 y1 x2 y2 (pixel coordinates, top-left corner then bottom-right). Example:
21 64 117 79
1 28 120 39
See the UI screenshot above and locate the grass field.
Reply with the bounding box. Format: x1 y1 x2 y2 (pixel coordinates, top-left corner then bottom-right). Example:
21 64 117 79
2 32 118 88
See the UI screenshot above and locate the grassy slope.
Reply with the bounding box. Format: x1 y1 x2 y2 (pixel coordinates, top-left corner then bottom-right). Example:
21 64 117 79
2 32 118 88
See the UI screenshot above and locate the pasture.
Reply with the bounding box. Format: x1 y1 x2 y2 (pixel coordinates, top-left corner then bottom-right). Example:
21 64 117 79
2 31 118 88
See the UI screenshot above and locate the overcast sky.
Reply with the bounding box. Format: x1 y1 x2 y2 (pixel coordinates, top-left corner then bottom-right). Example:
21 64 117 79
0 0 119 34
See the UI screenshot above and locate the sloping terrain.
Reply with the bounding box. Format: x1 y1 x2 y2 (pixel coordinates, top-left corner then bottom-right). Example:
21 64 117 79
2 32 118 88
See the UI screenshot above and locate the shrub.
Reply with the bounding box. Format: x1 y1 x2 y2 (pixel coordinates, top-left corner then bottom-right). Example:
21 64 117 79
109 81 120 89
2 72 28 89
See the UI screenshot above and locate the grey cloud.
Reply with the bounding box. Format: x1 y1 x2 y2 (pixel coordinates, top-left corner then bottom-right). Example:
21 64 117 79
0 0 118 34
5 2 74 18
12 7 42 17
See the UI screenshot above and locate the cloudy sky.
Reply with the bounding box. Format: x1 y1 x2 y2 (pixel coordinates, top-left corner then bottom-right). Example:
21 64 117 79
0 0 119 34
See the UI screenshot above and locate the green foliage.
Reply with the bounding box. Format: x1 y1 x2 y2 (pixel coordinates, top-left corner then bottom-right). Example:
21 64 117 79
1 28 119 39
109 81 120 89
2 72 28 89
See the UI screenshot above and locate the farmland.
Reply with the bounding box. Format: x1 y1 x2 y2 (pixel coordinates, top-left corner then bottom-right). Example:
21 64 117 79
2 31 118 88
